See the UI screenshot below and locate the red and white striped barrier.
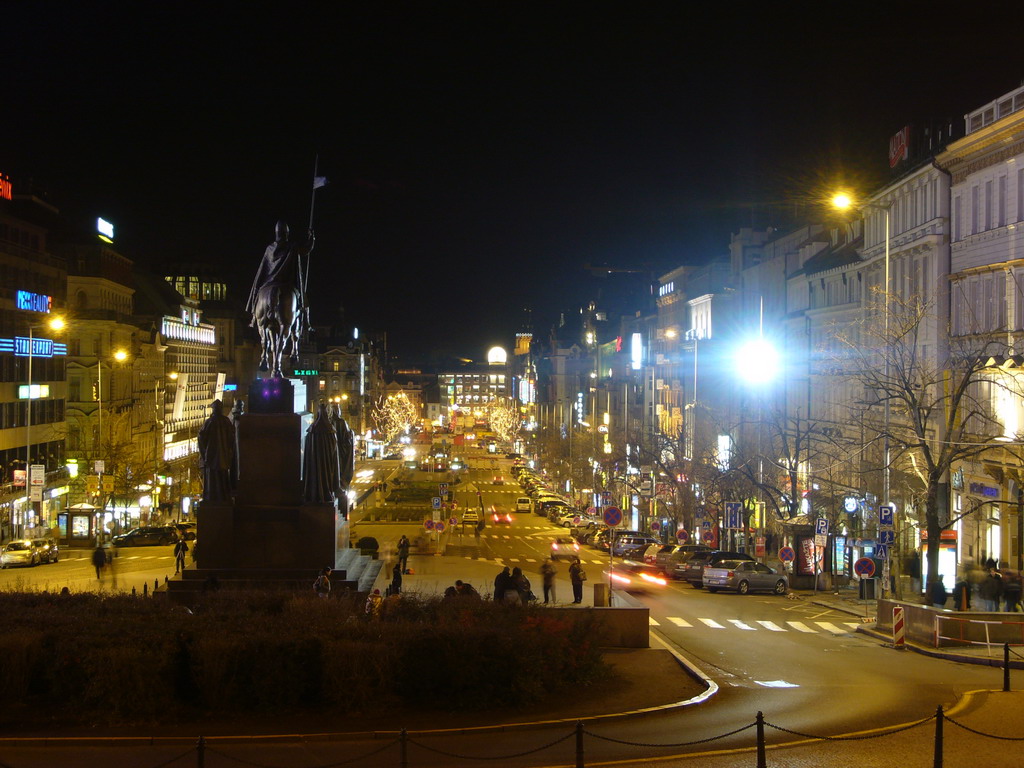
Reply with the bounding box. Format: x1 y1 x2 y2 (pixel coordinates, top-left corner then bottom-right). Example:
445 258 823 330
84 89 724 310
893 605 906 648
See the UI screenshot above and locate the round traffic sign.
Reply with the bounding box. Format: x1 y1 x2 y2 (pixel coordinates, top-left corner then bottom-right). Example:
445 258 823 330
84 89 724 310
424 519 435 531
603 506 623 527
702 530 716 545
435 521 446 533
854 557 876 577
676 528 689 542
651 521 661 532
778 546 796 563
586 506 598 517
449 517 458 526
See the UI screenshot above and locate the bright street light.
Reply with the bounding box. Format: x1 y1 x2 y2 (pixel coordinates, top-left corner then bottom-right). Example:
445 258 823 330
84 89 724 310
736 338 779 385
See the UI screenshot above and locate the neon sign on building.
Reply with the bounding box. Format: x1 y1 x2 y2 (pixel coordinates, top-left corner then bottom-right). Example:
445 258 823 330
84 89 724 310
0 336 68 358
16 290 52 313
0 172 12 201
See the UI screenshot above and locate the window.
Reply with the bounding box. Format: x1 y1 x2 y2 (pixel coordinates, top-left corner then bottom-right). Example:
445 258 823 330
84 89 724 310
971 186 979 235
954 196 961 241
1000 176 1007 227
986 181 993 230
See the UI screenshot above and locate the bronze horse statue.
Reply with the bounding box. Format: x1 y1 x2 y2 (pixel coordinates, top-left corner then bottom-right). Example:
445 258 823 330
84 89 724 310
247 221 313 378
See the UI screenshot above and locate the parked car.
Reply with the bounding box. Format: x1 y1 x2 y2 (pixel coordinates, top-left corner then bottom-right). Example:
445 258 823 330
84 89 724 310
32 537 60 563
655 544 712 577
515 496 532 513
461 510 481 525
112 526 178 547
611 534 661 558
590 529 642 551
550 536 581 561
678 550 755 587
538 499 571 518
174 523 197 541
570 521 602 544
703 560 789 595
1 539 42 568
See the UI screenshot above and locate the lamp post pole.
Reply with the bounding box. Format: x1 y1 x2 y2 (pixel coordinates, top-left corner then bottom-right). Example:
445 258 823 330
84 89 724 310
23 325 34 539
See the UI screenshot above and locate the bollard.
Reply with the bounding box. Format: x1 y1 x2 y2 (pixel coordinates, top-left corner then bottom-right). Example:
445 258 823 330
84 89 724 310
1005 643 1011 692
575 720 584 768
755 711 766 768
399 728 408 768
892 605 906 648
196 735 205 768
933 705 943 768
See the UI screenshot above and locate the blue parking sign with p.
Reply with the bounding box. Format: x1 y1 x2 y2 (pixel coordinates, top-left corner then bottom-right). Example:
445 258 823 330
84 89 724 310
815 518 828 536
879 504 894 527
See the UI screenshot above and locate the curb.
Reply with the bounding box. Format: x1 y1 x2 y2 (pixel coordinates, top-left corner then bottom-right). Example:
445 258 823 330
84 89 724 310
855 626 1024 668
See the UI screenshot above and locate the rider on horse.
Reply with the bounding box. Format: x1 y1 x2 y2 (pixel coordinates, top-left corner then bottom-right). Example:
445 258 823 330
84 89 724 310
247 221 313 376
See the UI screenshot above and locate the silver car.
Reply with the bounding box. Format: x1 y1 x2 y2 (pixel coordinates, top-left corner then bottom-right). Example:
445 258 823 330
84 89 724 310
702 560 789 595
1 539 42 568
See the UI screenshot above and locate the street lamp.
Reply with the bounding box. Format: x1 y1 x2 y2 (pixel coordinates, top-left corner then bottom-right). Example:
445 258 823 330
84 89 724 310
21 315 65 538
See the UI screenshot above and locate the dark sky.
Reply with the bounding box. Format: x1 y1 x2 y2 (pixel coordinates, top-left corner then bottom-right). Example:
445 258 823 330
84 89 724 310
4 4 1020 360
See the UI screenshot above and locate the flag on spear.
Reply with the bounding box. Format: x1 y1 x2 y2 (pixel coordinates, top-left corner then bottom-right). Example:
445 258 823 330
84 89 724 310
313 176 328 189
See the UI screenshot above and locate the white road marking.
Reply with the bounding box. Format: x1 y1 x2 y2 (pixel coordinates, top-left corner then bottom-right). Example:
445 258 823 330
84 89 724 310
667 617 692 628
757 620 785 632
815 622 846 634
844 622 862 630
728 620 756 631
786 621 816 633
649 617 660 626
698 618 725 629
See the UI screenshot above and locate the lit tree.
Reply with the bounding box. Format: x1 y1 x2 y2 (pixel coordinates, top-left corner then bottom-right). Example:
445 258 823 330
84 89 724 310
372 393 419 444
488 400 522 444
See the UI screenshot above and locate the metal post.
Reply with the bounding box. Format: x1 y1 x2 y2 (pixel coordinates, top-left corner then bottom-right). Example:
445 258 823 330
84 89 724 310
1005 643 1011 692
933 705 943 768
575 720 584 768
196 735 205 768
755 710 767 768
23 326 33 540
399 728 408 768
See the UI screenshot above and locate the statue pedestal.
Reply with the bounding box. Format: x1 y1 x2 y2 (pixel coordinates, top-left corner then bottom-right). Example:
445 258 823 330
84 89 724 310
197 395 338 571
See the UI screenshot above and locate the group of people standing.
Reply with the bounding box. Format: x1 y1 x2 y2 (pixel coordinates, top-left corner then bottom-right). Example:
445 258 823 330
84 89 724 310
928 561 1023 612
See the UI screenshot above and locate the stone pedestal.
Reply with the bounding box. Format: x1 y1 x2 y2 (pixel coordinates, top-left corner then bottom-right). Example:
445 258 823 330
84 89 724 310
196 385 340 572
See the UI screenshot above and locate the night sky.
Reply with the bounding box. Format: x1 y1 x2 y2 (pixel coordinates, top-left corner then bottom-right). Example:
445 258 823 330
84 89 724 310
4 5 1021 360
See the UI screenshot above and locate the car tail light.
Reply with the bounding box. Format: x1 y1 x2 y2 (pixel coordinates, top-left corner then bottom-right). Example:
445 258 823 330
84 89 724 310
639 572 668 586
727 571 735 578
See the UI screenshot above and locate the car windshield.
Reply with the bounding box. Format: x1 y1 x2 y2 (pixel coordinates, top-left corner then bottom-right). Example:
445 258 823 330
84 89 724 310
717 560 745 568
5 542 30 551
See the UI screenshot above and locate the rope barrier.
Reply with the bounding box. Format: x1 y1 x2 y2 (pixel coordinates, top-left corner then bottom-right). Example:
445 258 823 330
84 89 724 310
205 739 399 768
406 729 574 760
583 721 756 748
764 714 936 741
945 716 1024 741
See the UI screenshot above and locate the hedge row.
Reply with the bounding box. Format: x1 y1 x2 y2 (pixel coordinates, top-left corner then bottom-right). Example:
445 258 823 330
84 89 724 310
0 591 608 727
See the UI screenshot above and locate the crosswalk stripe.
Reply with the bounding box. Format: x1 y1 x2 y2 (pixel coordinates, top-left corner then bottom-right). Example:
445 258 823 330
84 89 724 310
728 620 756 631
524 558 536 563
698 618 725 629
844 622 861 630
787 621 816 633
816 622 846 634
757 621 785 632
649 617 660 626
667 617 692 628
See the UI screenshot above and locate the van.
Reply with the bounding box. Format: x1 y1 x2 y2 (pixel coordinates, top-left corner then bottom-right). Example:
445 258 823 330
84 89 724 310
515 497 532 513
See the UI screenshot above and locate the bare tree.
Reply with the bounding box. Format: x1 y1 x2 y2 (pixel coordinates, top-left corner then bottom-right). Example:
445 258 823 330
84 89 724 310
832 292 1022 591
372 393 418 444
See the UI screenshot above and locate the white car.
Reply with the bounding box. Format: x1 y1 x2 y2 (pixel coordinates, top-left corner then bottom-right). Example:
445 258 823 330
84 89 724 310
515 497 532 512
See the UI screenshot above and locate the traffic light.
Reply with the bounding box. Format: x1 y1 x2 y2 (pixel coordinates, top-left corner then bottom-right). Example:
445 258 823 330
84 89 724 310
86 475 100 494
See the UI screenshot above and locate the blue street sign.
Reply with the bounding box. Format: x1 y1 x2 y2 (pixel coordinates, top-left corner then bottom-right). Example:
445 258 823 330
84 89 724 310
725 501 743 529
879 529 895 545
815 518 829 537
601 491 612 505
439 483 449 495
702 520 712 530
603 506 623 527
875 544 889 560
432 497 442 510
879 504 895 527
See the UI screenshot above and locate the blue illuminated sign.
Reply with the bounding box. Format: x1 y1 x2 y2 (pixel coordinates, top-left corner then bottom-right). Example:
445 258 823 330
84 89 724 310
15 291 52 313
0 337 67 358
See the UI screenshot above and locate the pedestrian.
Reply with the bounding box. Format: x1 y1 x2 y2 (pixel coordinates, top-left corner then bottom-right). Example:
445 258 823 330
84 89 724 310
365 588 383 618
540 559 557 604
475 518 484 541
191 540 200 567
568 556 586 604
91 545 106 580
397 534 410 574
455 579 480 599
927 577 948 609
511 566 533 604
980 567 1003 612
173 538 189 574
494 566 511 603
391 561 403 595
953 574 971 611
313 566 332 598
1002 567 1022 612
